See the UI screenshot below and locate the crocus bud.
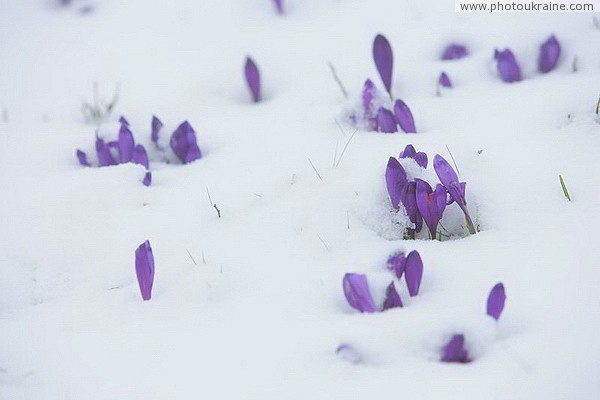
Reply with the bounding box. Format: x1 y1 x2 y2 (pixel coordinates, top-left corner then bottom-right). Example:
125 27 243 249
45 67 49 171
400 181 423 235
405 250 423 297
132 144 149 169
441 44 468 60
244 57 261 103
170 121 202 164
494 49 522 83
386 251 406 279
393 100 416 133
143 171 152 187
439 72 452 88
399 144 427 168
486 282 506 320
361 79 379 130
151 115 163 145
118 123 135 163
135 240 155 301
373 34 394 97
377 107 398 133
415 179 447 240
441 334 470 363
382 282 403 311
385 157 408 209
76 149 90 166
538 35 560 73
95 137 117 167
342 273 377 313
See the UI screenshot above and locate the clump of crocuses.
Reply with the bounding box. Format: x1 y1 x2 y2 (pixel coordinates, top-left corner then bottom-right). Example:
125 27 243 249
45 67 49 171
135 240 155 301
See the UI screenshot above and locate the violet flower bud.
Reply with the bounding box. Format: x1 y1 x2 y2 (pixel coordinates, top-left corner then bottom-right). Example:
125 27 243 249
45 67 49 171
441 334 471 363
151 115 163 145
382 282 403 311
538 35 560 73
76 149 90 166
386 251 406 279
439 72 452 88
415 179 447 240
494 49 522 83
373 34 394 97
399 144 427 168
393 100 416 133
95 137 117 167
487 282 506 320
132 144 149 169
342 273 377 313
385 157 408 209
135 240 155 301
143 171 152 187
170 121 202 164
377 107 397 133
118 123 135 163
441 44 468 60
405 250 423 297
244 57 261 103
400 181 423 236
361 79 379 130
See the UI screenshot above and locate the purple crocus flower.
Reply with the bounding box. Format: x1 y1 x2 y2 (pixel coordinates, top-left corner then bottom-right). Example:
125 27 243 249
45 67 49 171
415 179 446 239
393 100 416 133
118 124 135 163
373 34 393 97
538 35 560 73
361 79 379 130
487 282 506 320
386 251 406 279
405 250 423 297
439 72 452 88
399 144 427 168
135 240 155 301
400 181 423 237
143 171 152 187
377 107 397 133
170 121 202 164
342 273 377 313
273 0 283 14
441 334 471 363
494 49 522 83
76 149 90 166
151 115 163 145
244 57 261 103
382 282 403 311
95 137 117 167
433 155 476 235
441 44 468 60
119 116 129 126
385 157 408 209
132 144 149 169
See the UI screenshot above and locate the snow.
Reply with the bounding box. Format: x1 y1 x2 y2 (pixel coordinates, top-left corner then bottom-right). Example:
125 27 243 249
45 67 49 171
1 0 600 399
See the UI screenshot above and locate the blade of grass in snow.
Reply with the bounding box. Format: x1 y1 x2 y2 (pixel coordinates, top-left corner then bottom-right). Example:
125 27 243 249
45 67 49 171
328 62 348 99
559 175 572 201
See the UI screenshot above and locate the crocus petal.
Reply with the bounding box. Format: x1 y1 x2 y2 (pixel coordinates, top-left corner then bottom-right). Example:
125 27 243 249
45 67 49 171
538 35 560 73
373 34 393 96
439 72 452 88
143 171 152 187
393 100 417 133
405 250 423 297
385 157 408 209
132 144 149 169
119 116 129 126
118 124 135 163
441 334 471 363
441 44 468 60
487 282 506 320
415 179 446 239
135 240 155 301
76 149 90 166
342 273 377 313
361 79 379 130
96 137 117 167
382 282 403 311
151 115 163 144
244 57 261 103
377 107 397 133
414 152 428 168
386 251 406 279
494 48 522 83
400 181 423 234
170 121 202 164
399 144 416 159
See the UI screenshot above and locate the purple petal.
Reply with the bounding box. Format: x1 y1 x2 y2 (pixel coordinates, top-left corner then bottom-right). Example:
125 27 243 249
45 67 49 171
151 115 163 144
441 44 468 61
399 144 416 159
385 157 408 209
373 34 393 95
487 282 506 320
386 251 406 279
132 144 149 169
118 124 135 163
494 48 522 83
377 107 397 133
393 100 416 133
143 171 152 187
405 250 423 297
273 0 283 14
538 35 560 73
441 334 471 363
170 121 202 164
244 57 261 103
382 282 403 311
95 137 117 167
76 149 90 166
415 179 446 239
135 240 155 301
439 72 452 88
342 273 377 313
361 79 379 130
400 181 423 234
119 116 129 126
414 152 428 168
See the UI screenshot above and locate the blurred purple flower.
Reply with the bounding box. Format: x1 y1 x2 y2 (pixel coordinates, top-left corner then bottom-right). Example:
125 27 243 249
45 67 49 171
373 34 394 97
382 282 403 311
343 273 377 313
95 137 117 167
245 57 261 103
118 124 135 163
399 144 427 168
135 240 155 301
273 0 284 14
377 107 398 133
494 49 522 83
405 250 423 297
415 179 446 239
393 100 416 133
76 149 90 166
151 115 163 145
487 282 506 320
441 334 471 363
538 35 560 73
386 251 406 279
170 121 202 164
441 44 468 60
439 72 452 88
385 157 408 209
132 144 149 169
400 181 423 237
361 79 379 130
143 171 152 187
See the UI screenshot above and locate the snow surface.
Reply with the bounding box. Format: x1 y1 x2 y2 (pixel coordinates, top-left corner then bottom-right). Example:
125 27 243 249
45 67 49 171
1 0 600 399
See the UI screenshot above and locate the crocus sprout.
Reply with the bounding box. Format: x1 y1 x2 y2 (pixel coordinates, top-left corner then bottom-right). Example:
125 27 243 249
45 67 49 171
377 107 398 133
151 115 163 145
486 282 506 320
118 123 135 163
538 35 561 73
135 240 155 301
433 154 476 235
373 34 394 99
405 250 423 297
76 149 91 166
95 137 117 167
441 334 471 363
393 100 417 133
441 44 468 60
385 157 408 209
132 144 149 169
143 171 152 187
382 282 403 311
386 251 406 279
439 72 452 88
361 79 379 130
415 179 447 240
273 0 284 14
170 121 202 164
343 273 378 313
399 144 427 168
494 49 522 83
244 57 261 103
